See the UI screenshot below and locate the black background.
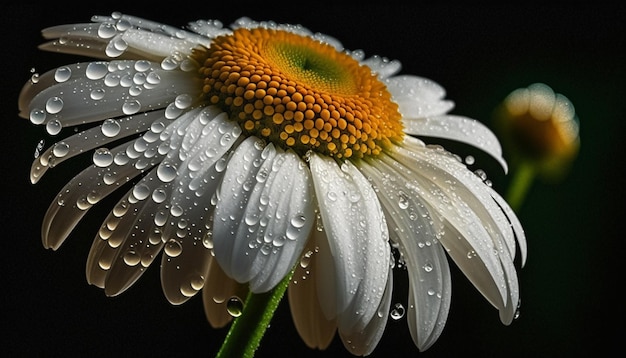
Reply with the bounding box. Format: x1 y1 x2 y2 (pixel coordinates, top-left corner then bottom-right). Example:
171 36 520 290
3 3 624 357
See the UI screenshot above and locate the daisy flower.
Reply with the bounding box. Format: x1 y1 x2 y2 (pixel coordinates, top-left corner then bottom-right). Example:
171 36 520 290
494 83 580 180
18 12 526 356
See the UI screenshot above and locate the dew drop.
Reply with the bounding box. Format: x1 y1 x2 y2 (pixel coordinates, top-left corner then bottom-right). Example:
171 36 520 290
145 72 161 85
45 119 62 135
30 72 40 84
300 250 313 268
190 274 205 291
202 231 214 249
290 214 307 229
157 163 177 182
33 139 45 158
29 109 46 125
122 100 141 115
98 257 112 270
97 22 117 38
226 296 244 317
123 250 141 266
174 94 192 109
272 235 286 247
52 142 70 157
151 188 167 203
45 97 64 114
101 119 121 137
54 66 72 82
132 183 151 201
397 190 409 210
465 155 475 165
93 148 113 167
86 62 109 80
390 303 405 320
164 239 183 257
90 88 106 100
105 37 128 57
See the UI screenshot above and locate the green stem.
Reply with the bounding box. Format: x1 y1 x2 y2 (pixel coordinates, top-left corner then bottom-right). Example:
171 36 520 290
216 269 294 358
505 161 536 212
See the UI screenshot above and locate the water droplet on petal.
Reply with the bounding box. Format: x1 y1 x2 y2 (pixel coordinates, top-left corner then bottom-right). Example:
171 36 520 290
52 142 70 157
300 250 313 268
164 239 182 257
54 66 72 82
46 119 62 135
226 296 244 317
45 97 63 114
157 163 177 182
122 100 141 115
86 62 109 80
123 250 141 266
93 148 113 167
29 109 46 124
97 23 117 38
101 118 121 137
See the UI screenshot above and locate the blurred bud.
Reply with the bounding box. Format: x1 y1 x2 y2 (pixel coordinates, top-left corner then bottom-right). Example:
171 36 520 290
493 83 580 181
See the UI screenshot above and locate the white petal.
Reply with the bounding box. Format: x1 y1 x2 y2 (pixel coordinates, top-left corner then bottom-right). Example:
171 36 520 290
401 137 519 264
30 112 166 184
86 169 169 293
339 262 393 356
362 55 402 79
402 114 508 172
41 121 170 250
392 138 524 319
309 154 390 332
23 60 201 128
357 160 451 351
288 237 337 350
202 257 248 329
212 137 273 280
247 151 315 293
41 13 210 59
490 188 527 266
213 140 315 293
386 75 455 118
377 151 508 311
159 110 241 304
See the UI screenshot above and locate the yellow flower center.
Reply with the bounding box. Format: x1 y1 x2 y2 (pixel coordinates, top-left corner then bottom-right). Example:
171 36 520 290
193 27 403 159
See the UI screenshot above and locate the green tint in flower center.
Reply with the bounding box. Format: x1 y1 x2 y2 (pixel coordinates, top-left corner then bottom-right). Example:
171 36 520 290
194 28 403 159
266 42 357 95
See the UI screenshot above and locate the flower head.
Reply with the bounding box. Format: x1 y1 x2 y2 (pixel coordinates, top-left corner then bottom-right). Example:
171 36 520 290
494 83 580 180
19 12 526 355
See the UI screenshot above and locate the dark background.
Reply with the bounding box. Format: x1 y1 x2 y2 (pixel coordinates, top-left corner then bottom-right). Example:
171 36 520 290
3 3 624 357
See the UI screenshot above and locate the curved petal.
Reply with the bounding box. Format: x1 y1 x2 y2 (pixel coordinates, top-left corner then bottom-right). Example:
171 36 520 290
31 113 167 184
288 234 337 350
202 257 249 329
40 121 170 250
159 109 241 304
86 170 170 293
40 13 211 60
400 137 520 264
377 150 508 313
402 114 508 172
22 60 201 129
358 159 451 351
309 154 390 332
213 140 315 293
385 75 455 118
339 261 393 356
